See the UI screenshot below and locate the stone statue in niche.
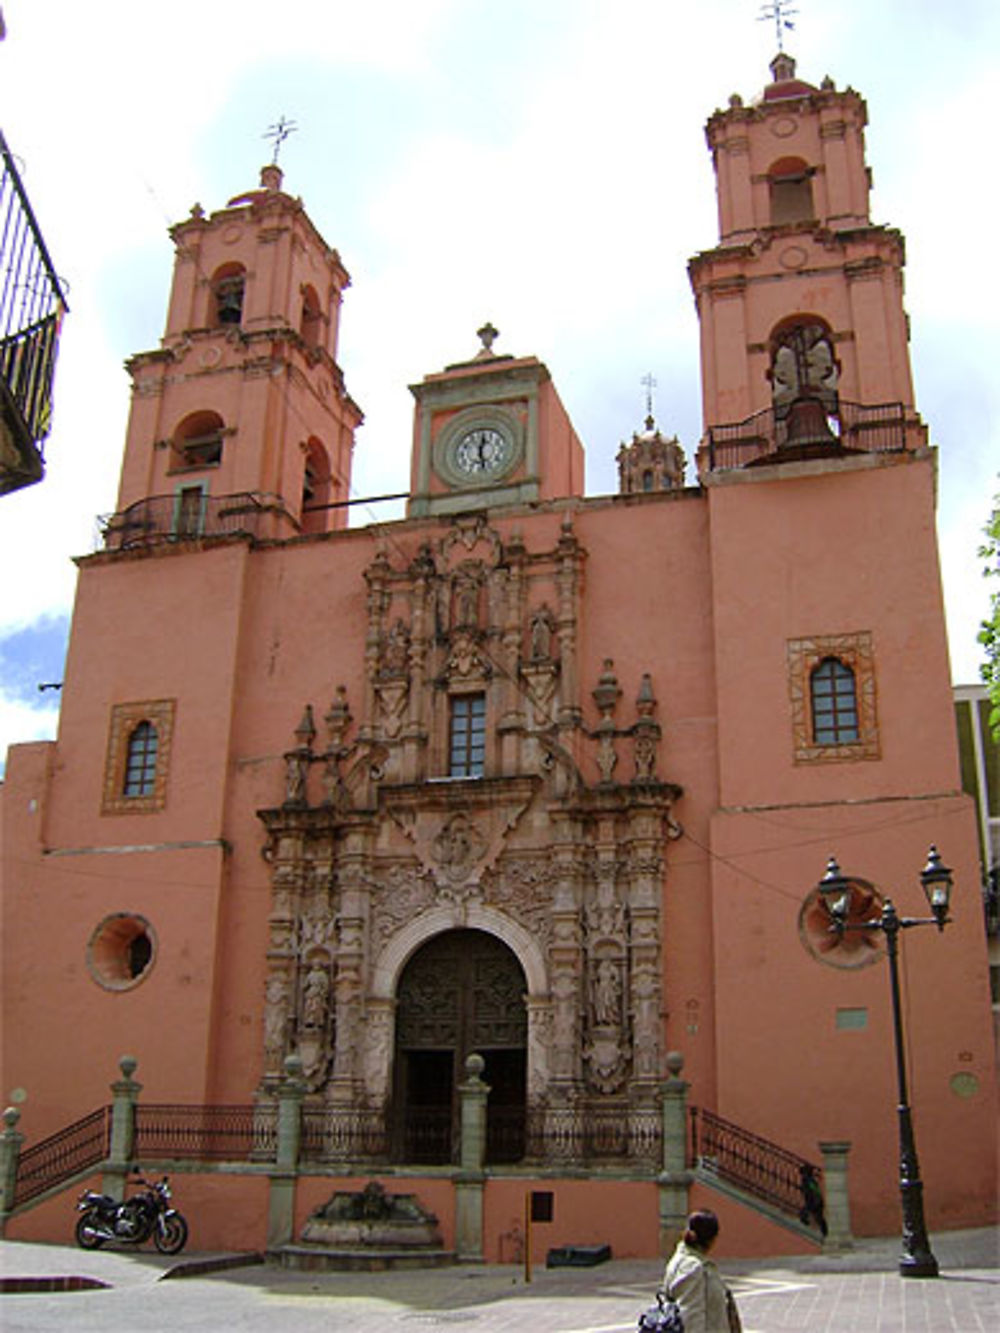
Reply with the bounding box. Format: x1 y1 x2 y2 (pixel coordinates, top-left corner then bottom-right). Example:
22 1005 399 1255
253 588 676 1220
301 964 329 1029
381 618 410 676
529 608 554 661
455 581 480 628
264 975 289 1061
283 748 310 805
592 957 622 1026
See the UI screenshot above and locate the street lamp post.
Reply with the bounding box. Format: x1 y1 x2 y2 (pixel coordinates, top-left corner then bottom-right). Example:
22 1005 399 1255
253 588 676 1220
817 845 953 1279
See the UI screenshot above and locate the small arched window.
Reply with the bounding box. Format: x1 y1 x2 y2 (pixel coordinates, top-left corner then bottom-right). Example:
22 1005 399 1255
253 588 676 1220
173 410 225 469
642 470 654 492
300 284 322 349
768 157 814 226
211 263 246 326
811 658 859 745
123 721 159 797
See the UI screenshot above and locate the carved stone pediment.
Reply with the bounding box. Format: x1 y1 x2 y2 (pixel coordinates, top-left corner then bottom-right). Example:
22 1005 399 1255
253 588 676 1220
383 776 538 887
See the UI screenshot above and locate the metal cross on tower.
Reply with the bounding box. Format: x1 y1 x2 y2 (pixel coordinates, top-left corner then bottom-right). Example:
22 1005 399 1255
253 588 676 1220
758 0 798 51
263 116 298 165
641 372 658 425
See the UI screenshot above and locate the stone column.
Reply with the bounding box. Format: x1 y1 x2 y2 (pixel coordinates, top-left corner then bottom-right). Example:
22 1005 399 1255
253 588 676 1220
103 1055 142 1202
818 1140 854 1251
0 1106 24 1235
657 1051 693 1258
268 1055 306 1250
454 1053 489 1262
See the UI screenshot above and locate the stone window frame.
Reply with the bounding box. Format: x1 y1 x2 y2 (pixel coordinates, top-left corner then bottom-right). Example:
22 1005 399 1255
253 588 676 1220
102 699 176 814
787 632 879 764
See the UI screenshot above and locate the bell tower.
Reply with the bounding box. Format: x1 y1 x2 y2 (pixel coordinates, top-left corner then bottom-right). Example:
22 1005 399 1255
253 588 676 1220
109 164 362 546
689 54 924 471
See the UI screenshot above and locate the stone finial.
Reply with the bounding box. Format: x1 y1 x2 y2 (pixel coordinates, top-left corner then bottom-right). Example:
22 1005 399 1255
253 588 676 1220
283 1052 305 1081
119 1055 138 1080
294 704 317 748
769 51 797 84
465 1052 486 1080
260 163 284 192
592 659 622 717
475 322 499 358
325 687 352 748
2 1107 21 1132
636 673 656 717
665 1051 685 1077
728 92 743 109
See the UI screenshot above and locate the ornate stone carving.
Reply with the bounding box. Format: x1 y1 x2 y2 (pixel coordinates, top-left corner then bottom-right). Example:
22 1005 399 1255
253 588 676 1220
432 812 486 883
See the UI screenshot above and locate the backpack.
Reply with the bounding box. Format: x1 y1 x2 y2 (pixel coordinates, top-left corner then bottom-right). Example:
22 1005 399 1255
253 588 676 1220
637 1290 684 1333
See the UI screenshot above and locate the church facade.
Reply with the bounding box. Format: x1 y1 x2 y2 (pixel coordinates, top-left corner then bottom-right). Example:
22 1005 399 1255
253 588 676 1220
2 56 996 1258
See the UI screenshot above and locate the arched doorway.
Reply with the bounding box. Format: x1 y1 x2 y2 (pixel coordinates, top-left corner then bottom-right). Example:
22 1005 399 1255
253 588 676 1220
392 928 527 1165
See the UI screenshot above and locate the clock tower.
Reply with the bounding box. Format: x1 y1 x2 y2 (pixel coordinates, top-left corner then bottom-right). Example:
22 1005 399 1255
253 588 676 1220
407 323 585 516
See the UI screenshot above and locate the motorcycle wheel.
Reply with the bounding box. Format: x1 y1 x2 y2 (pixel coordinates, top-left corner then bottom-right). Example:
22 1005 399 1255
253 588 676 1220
154 1213 189 1255
75 1213 106 1250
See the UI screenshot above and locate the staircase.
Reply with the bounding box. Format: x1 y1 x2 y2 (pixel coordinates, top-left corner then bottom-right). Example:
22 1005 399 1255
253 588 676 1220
689 1106 826 1244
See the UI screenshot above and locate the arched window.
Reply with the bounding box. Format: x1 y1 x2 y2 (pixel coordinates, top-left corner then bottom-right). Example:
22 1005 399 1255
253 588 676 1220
300 437 332 535
811 658 859 745
768 157 814 226
173 410 225 469
300 284 322 349
123 721 159 797
211 263 246 326
642 470 654 492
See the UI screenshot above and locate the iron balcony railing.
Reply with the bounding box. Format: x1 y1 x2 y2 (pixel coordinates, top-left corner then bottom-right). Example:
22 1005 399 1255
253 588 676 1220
98 491 292 551
526 1105 661 1166
13 1106 111 1207
133 1104 277 1161
702 400 908 472
0 129 67 494
689 1106 822 1220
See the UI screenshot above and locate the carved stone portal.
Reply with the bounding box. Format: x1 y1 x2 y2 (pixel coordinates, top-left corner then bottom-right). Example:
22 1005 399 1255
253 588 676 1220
257 516 683 1163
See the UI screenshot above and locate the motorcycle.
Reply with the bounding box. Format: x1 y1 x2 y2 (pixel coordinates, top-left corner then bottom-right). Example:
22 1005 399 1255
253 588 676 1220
75 1173 189 1254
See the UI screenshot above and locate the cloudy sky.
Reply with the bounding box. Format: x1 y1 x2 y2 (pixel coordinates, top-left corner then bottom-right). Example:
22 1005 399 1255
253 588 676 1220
1 0 996 770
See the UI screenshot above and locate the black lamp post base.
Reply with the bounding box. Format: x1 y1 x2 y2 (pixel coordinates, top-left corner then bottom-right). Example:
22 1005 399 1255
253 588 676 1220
899 1252 939 1279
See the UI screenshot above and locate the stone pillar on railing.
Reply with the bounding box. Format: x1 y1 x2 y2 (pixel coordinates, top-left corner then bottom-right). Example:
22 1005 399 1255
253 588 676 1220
267 1054 306 1251
0 1106 25 1235
818 1140 854 1251
657 1051 693 1257
454 1053 489 1262
103 1055 142 1202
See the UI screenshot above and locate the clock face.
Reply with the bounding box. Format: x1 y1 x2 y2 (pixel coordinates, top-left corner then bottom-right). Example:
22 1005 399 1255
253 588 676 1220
453 427 510 476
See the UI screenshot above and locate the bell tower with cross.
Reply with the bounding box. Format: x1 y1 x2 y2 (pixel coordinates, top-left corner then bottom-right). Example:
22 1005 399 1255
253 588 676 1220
688 51 925 470
110 120 363 545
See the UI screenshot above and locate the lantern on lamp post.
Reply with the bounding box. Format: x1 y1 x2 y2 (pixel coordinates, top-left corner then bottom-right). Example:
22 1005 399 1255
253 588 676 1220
817 845 953 1279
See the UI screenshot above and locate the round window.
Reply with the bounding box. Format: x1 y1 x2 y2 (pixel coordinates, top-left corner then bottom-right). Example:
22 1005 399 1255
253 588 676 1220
87 914 157 991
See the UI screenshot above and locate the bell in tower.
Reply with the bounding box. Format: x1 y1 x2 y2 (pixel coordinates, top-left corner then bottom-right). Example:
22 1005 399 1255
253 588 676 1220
689 53 925 474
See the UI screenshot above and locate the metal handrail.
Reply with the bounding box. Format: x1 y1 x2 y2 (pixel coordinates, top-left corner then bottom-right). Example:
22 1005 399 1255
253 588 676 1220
689 1106 822 1218
14 1106 111 1207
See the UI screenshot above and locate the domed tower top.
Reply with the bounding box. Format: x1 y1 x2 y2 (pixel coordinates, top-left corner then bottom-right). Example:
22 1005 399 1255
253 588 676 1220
617 414 686 495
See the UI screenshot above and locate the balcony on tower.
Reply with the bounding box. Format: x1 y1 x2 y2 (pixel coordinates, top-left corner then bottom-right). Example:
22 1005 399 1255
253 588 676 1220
0 129 67 497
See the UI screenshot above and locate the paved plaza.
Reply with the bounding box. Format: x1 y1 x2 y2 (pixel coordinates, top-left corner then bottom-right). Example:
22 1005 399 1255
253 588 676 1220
1 1227 998 1331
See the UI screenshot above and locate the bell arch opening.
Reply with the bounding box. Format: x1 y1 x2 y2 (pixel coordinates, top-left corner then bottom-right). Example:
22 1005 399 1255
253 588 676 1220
391 928 527 1166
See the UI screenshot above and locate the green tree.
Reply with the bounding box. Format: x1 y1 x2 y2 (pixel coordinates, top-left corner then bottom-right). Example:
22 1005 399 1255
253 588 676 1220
979 489 1000 739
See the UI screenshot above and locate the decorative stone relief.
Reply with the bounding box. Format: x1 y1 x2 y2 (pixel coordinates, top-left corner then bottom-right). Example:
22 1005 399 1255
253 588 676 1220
432 812 487 883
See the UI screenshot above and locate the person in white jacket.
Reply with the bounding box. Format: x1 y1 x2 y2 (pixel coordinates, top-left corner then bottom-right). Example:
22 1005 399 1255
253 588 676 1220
662 1209 739 1333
